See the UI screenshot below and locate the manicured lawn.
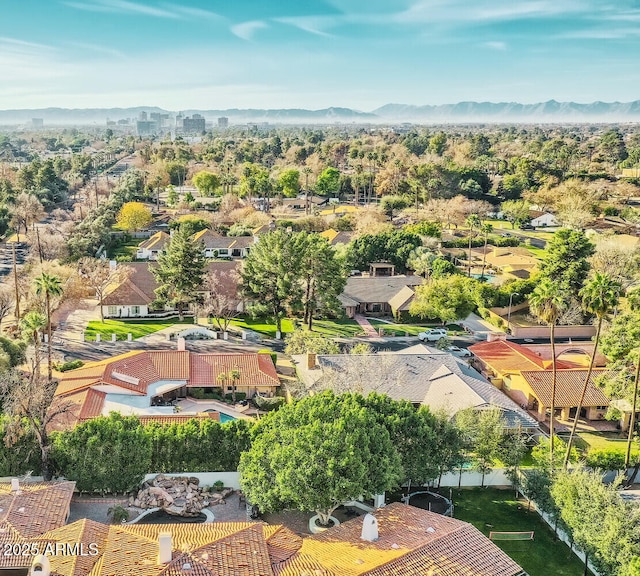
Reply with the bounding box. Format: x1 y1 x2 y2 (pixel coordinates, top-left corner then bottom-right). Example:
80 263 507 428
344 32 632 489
572 431 638 459
524 245 547 260
228 317 296 338
107 236 140 260
309 319 362 337
85 318 194 341
368 319 464 337
452 488 590 576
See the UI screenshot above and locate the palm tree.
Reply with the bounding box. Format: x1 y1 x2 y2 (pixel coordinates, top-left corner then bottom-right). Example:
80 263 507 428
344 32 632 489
34 272 63 381
229 367 241 403
480 223 493 279
563 272 620 468
465 214 481 278
20 310 47 372
216 372 228 396
529 278 567 470
625 353 640 479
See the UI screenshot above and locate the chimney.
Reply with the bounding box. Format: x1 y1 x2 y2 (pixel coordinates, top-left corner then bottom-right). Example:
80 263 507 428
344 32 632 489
360 513 379 542
11 478 20 493
158 532 172 564
30 554 51 576
177 337 186 352
306 353 317 369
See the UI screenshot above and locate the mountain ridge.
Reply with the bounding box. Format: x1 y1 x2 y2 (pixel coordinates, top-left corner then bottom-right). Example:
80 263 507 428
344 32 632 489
2 100 640 125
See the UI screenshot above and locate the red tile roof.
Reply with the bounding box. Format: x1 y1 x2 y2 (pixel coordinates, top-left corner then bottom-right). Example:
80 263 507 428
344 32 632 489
469 340 574 372
520 369 610 408
189 353 280 388
137 412 221 426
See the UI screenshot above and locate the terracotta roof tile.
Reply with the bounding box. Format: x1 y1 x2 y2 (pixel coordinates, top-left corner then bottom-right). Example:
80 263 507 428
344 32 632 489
137 413 221 426
521 369 610 408
189 354 279 388
469 340 576 372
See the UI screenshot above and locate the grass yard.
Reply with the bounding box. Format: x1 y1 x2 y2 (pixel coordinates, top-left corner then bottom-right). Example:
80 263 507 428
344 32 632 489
85 318 194 341
524 245 548 260
309 319 362 337
107 236 140 260
452 488 590 576
228 317 296 338
571 431 638 459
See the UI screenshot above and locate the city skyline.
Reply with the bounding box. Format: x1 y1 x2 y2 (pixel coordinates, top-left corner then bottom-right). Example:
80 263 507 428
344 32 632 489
2 0 640 111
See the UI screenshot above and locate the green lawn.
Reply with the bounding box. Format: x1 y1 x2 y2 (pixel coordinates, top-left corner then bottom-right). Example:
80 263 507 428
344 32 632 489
107 236 140 260
452 488 590 576
228 317 296 338
85 318 194 341
571 431 638 458
309 319 362 337
524 245 547 260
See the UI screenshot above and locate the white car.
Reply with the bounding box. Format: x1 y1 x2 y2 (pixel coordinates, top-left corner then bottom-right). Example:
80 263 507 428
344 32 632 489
418 328 448 342
449 346 471 358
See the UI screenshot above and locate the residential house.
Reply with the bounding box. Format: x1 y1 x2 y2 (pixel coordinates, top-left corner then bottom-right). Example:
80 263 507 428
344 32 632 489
469 340 610 423
294 345 538 430
454 246 539 280
100 261 240 319
19 503 523 576
529 210 559 227
135 231 170 260
320 228 354 246
277 194 328 211
52 349 280 428
192 229 252 259
339 275 423 318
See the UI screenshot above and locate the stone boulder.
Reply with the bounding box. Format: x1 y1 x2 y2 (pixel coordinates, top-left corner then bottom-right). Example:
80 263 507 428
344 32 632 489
132 475 211 517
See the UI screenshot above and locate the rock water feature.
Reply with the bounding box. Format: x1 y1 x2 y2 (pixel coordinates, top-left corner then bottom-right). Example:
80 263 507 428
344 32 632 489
129 474 233 517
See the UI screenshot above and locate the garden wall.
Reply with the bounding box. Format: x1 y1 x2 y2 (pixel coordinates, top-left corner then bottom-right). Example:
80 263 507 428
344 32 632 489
143 471 241 489
510 324 596 339
438 468 511 487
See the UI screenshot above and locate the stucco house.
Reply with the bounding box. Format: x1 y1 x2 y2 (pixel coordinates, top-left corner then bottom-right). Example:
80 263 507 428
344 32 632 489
529 210 559 227
339 275 423 318
135 231 170 260
52 349 280 428
192 229 252 258
100 261 240 319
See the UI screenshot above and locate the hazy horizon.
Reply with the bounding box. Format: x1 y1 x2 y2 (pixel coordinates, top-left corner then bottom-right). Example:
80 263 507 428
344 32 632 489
2 1 640 111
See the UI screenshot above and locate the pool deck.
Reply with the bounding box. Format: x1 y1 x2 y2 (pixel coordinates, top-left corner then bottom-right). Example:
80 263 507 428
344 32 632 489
175 398 254 420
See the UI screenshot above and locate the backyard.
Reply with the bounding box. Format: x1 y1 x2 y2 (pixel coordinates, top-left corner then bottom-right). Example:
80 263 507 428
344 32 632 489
452 488 589 576
85 318 194 341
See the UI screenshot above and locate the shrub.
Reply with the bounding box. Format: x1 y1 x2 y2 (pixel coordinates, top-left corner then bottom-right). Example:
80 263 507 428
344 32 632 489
213 480 224 491
108 505 130 523
586 449 628 471
225 392 247 402
54 359 85 372
253 396 286 412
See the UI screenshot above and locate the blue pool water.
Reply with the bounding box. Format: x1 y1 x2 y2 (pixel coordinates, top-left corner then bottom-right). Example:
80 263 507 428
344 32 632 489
219 412 236 423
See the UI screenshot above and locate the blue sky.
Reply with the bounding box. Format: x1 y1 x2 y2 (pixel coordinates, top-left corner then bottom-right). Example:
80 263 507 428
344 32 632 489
1 0 640 110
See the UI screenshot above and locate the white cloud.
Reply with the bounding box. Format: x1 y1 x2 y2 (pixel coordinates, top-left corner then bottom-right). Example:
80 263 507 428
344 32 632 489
484 41 507 50
231 20 268 41
274 16 336 37
62 0 181 19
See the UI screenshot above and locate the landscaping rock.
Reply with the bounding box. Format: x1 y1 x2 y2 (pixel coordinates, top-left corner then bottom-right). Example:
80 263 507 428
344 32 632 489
134 475 216 517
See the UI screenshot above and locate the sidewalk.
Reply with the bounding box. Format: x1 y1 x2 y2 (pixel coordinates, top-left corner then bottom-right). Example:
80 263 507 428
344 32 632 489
354 314 379 338
462 313 503 336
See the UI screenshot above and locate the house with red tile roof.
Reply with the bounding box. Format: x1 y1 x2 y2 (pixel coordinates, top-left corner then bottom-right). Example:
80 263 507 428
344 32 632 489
51 351 279 429
469 340 610 423
101 261 241 319
6 503 524 576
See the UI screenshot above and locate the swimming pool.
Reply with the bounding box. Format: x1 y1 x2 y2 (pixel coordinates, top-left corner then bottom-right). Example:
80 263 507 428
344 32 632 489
219 412 236 423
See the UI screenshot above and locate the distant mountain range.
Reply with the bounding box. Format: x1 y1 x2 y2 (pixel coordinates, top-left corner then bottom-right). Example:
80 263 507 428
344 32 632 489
2 100 640 125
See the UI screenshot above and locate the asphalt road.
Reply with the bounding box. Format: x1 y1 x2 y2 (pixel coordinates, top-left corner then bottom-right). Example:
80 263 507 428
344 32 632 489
0 242 28 277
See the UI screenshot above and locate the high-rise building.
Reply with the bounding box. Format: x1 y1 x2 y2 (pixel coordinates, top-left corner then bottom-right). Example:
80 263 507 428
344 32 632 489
217 116 229 128
182 114 206 134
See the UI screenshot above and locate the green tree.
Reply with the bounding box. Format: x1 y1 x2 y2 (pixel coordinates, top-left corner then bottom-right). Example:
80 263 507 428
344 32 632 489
499 426 528 496
52 413 152 493
528 278 567 468
537 229 594 299
33 272 63 381
116 201 152 232
564 272 620 468
151 227 207 320
380 195 409 220
192 170 221 195
347 230 422 273
315 167 340 196
241 230 303 335
284 329 340 355
551 468 640 575
456 407 504 487
479 222 493 279
277 169 300 198
239 392 401 526
298 233 347 330
500 199 530 229
406 247 436 278
410 275 476 325
428 132 447 155
166 185 178 207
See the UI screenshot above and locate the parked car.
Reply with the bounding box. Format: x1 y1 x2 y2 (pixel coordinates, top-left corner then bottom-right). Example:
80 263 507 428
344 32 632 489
418 328 448 342
449 346 471 358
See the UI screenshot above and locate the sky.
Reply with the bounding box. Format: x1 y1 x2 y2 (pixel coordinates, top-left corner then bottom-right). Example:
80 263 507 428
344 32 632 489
1 0 640 111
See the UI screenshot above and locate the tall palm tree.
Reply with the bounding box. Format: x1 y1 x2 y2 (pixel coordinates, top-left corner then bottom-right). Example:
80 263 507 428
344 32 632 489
563 272 620 468
480 223 494 279
33 272 63 381
20 310 47 373
625 353 640 478
465 214 481 278
229 367 241 403
529 278 567 470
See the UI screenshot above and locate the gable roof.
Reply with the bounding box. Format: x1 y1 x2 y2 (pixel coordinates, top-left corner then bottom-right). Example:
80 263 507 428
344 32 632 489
102 261 240 306
309 352 536 428
139 231 171 251
520 369 610 407
469 340 575 373
21 503 521 576
189 353 280 388
387 285 416 312
277 503 523 576
342 276 422 305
